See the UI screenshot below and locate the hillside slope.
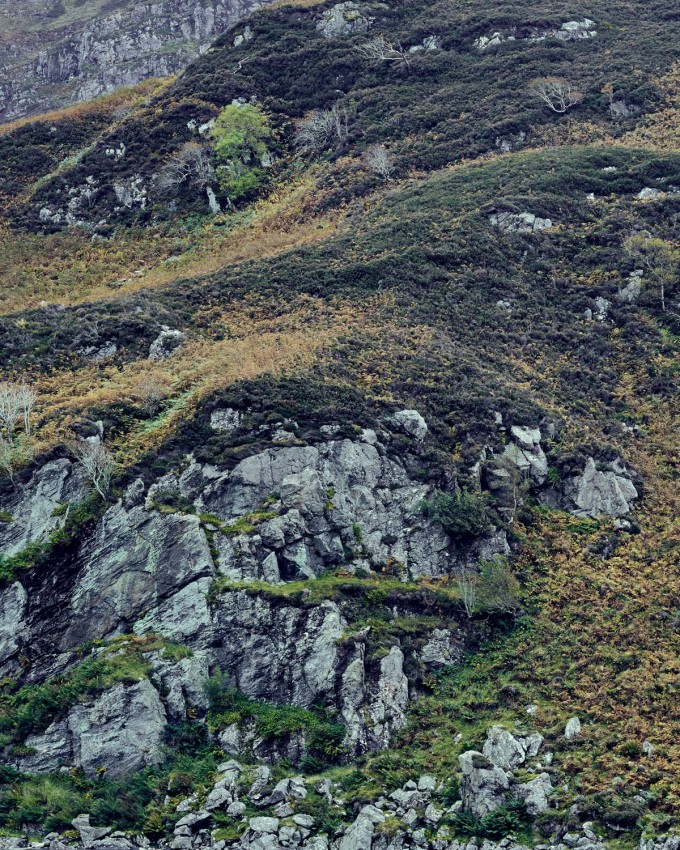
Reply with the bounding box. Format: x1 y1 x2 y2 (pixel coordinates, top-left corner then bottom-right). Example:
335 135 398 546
0 0 678 848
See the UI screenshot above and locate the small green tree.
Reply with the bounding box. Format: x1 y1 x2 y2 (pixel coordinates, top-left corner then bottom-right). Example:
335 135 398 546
212 103 273 206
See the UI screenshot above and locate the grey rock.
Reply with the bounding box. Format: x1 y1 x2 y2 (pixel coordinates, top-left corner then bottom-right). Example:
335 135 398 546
249 817 280 834
0 0 269 123
0 458 86 558
459 751 509 817
390 409 428 442
149 328 185 361
0 582 28 672
616 270 643 303
316 2 372 38
515 773 552 814
201 438 451 581
72 815 112 848
500 426 548 485
210 408 243 433
417 775 437 792
424 803 443 823
594 297 610 322
482 726 526 770
567 458 638 518
490 212 553 233
63 503 214 647
564 716 581 739
19 679 166 778
637 187 662 200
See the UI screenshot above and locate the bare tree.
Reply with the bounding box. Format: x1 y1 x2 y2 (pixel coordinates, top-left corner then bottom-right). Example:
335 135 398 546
529 77 583 113
355 36 412 69
71 440 114 500
363 144 394 180
0 383 22 443
18 383 37 435
293 103 351 152
156 142 216 205
137 375 167 417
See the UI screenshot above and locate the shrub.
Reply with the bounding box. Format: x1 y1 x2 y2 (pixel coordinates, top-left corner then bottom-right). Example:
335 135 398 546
477 557 521 615
212 103 273 204
420 489 491 539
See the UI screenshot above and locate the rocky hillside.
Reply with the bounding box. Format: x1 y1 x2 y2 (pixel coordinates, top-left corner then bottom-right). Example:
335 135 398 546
0 0 269 121
0 0 678 849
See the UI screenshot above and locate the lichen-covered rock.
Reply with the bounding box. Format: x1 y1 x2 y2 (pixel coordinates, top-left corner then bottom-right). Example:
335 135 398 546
62 504 214 647
490 212 553 233
149 327 185 361
316 2 372 39
565 458 638 518
501 425 548 484
0 458 85 558
0 0 271 122
459 751 509 817
0 582 28 674
16 680 166 778
199 438 451 579
482 725 526 770
515 772 553 814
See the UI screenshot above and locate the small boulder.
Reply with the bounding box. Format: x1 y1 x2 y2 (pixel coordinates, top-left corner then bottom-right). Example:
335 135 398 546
149 328 185 361
564 716 582 740
390 409 428 441
72 815 112 848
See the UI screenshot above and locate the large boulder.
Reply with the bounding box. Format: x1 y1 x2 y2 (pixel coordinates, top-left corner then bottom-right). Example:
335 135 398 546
515 773 553 814
482 725 526 770
459 751 510 817
564 458 638 518
316 2 373 38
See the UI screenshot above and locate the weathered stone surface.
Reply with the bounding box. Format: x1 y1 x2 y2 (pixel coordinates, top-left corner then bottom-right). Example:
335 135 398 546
316 2 373 38
564 716 582 739
390 409 428 442
0 458 85 558
0 582 28 673
490 212 553 233
62 504 213 647
149 328 185 361
200 438 451 580
212 592 344 706
501 426 548 485
420 628 464 667
72 815 112 848
482 725 526 770
565 458 638 518
459 751 509 817
18 680 166 778
515 772 552 814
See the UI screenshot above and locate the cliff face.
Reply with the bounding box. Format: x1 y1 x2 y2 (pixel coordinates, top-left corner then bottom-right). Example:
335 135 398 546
0 0 267 121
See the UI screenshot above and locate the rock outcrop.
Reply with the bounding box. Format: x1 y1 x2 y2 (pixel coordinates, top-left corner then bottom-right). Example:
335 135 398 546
0 458 85 558
0 0 270 121
16 680 167 778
